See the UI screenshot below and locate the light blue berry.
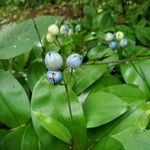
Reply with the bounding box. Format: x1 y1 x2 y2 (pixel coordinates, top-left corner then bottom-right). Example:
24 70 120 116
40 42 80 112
66 53 83 69
46 70 63 85
109 41 118 49
60 25 69 35
119 38 128 47
45 51 63 71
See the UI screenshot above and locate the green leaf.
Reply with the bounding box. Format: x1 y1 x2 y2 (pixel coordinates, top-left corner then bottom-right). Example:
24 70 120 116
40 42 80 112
122 46 149 57
88 47 113 60
112 128 150 150
4 126 25 150
0 69 30 128
135 27 150 47
31 77 86 149
0 129 8 150
84 6 97 26
0 16 61 59
121 60 150 98
21 123 42 150
102 84 146 104
84 6 97 21
87 101 149 150
3 124 43 150
33 111 72 144
92 11 115 31
89 73 122 93
27 59 46 90
73 64 107 95
83 92 128 128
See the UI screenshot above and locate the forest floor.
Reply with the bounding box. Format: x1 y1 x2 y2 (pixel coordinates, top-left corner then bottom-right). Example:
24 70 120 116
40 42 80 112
0 3 82 29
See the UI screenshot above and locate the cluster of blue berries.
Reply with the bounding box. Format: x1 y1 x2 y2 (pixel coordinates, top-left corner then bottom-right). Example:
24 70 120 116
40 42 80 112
45 51 83 85
104 31 128 49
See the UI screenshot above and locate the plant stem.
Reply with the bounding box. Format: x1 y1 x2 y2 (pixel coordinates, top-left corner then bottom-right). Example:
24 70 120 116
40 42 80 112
124 49 150 98
84 55 150 66
30 9 46 57
64 83 73 124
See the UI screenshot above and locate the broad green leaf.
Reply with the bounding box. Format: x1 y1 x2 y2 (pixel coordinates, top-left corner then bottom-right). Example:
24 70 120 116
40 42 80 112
89 74 122 93
87 101 149 150
83 92 128 128
88 47 114 60
112 128 150 150
93 11 115 31
135 27 150 47
4 126 25 150
33 111 72 144
0 16 61 59
3 124 43 150
84 6 97 26
21 124 39 150
0 129 8 150
27 59 46 90
121 60 150 98
31 77 86 149
73 64 107 95
84 6 97 21
102 84 146 104
0 69 30 128
122 46 149 57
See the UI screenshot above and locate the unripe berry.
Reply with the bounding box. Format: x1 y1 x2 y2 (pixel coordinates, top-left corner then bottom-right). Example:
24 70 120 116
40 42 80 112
115 31 124 41
60 25 69 35
48 24 59 35
46 70 63 85
104 32 114 42
119 38 128 47
46 33 54 43
45 51 63 70
66 53 83 69
75 24 81 32
109 41 118 49
68 28 73 35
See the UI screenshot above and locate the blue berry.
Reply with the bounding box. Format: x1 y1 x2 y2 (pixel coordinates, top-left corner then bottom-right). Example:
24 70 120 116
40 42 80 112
119 38 128 47
60 25 69 35
45 51 63 71
66 54 83 69
46 70 63 85
109 41 118 49
105 32 114 42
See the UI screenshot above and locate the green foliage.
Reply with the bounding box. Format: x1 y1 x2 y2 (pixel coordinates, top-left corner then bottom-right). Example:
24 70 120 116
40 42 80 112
0 16 61 59
0 1 150 149
113 127 150 150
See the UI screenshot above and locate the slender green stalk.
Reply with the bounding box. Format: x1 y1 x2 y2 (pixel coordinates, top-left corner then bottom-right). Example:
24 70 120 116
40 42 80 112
30 9 46 57
64 83 73 123
85 55 150 66
124 49 150 98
